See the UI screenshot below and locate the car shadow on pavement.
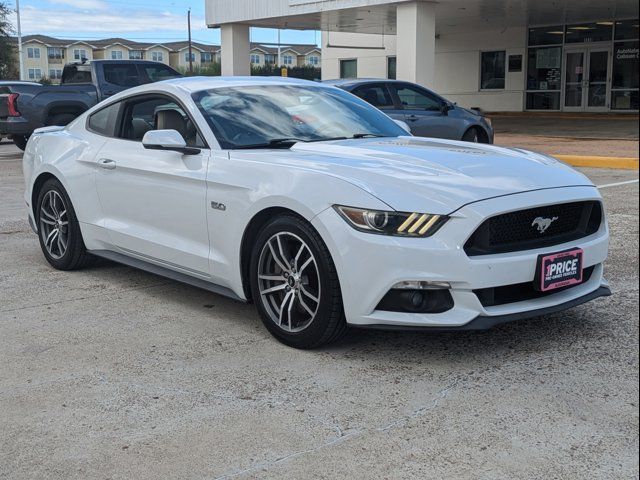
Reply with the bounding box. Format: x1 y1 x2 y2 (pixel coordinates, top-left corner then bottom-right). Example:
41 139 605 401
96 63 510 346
79 257 614 362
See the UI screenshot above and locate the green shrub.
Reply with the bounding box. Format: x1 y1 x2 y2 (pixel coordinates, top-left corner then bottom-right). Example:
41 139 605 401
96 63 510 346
251 64 321 81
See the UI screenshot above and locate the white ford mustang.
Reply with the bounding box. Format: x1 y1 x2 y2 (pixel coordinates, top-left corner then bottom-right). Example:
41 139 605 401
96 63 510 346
23 77 610 348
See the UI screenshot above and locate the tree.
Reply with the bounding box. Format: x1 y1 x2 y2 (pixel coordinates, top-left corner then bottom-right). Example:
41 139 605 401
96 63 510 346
0 1 18 80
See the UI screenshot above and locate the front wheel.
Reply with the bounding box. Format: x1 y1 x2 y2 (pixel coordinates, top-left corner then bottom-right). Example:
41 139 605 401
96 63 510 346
462 127 483 143
250 214 348 349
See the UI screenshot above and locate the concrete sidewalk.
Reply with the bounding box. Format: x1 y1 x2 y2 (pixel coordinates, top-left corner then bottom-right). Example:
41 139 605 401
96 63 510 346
491 113 639 160
491 113 639 140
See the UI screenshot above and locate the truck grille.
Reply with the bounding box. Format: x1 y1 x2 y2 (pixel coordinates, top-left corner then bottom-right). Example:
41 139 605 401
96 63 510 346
464 201 603 256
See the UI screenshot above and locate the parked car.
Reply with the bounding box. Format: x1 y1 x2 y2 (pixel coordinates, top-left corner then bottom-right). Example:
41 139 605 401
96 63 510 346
0 60 181 150
23 77 610 348
326 79 494 143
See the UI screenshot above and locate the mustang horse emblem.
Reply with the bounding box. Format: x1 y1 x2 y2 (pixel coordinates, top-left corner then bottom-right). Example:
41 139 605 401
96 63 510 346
532 216 559 234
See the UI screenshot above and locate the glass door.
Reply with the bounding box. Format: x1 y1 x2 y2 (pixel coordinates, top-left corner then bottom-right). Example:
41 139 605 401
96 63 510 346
564 50 585 110
586 49 610 111
563 47 611 111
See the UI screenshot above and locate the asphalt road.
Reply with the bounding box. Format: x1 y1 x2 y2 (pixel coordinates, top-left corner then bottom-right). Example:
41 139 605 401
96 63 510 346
0 142 638 479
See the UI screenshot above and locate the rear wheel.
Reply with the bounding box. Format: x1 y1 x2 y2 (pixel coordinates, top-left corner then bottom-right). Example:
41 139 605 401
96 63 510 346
36 178 94 270
11 135 29 151
250 214 348 349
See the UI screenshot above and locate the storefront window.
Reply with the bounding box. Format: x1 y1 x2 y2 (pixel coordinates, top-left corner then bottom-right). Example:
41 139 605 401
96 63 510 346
480 51 505 89
387 57 396 80
340 59 357 79
526 47 562 90
614 19 639 40
612 39 639 110
565 22 613 43
528 26 564 46
526 92 561 110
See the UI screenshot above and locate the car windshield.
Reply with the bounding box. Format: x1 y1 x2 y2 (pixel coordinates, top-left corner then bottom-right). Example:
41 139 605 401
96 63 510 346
192 85 407 149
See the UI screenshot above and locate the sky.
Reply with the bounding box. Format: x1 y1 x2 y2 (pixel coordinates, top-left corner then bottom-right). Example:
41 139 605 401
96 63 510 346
6 0 321 46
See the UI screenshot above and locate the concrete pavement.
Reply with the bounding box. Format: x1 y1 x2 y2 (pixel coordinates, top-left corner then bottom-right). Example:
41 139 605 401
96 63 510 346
0 143 638 479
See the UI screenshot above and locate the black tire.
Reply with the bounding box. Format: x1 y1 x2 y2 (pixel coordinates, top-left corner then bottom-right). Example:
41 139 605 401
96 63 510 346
35 178 94 270
46 113 77 127
11 135 29 151
462 127 481 143
249 214 348 349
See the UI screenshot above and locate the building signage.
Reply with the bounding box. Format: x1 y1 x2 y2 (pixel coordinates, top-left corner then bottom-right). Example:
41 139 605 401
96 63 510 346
508 54 522 72
615 45 639 60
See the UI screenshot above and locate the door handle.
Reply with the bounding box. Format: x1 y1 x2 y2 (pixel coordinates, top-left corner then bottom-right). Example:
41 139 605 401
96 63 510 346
98 158 117 170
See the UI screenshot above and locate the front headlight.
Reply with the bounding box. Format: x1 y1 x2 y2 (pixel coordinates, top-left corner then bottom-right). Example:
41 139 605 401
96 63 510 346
334 205 448 237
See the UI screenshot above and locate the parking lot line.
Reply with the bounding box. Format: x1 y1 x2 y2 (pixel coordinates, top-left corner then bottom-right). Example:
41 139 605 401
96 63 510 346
597 179 639 189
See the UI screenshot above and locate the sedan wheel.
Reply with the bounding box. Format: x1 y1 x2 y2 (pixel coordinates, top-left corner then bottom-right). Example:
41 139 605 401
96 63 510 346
462 127 481 143
250 214 348 348
39 190 69 260
257 232 321 333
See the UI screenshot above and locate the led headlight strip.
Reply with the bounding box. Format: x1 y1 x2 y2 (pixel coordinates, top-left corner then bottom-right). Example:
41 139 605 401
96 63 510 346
334 206 448 237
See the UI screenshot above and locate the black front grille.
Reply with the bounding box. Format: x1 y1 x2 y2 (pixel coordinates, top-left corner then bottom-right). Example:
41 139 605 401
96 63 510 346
475 266 595 307
465 201 603 256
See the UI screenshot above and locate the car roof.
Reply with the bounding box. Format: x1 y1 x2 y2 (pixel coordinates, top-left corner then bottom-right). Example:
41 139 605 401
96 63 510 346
323 78 410 88
151 76 328 93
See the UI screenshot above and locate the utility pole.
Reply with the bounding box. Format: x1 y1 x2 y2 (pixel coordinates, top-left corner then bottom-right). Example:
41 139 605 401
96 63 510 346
187 8 193 74
16 0 24 80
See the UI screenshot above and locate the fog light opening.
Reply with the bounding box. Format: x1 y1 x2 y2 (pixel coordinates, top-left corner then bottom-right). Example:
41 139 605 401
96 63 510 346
376 287 454 314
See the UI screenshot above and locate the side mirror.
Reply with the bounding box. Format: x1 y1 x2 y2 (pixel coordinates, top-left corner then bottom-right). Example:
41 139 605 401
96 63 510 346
440 103 452 115
393 119 412 134
142 129 200 155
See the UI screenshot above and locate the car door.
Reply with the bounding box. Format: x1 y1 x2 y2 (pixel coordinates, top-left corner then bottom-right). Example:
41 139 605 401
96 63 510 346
94 93 212 276
388 83 458 139
350 83 406 122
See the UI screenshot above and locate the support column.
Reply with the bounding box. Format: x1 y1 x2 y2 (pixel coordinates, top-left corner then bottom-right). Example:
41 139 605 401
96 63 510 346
220 23 250 76
396 1 436 87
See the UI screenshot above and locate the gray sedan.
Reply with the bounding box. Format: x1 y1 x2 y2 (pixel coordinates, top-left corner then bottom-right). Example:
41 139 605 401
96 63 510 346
326 79 494 143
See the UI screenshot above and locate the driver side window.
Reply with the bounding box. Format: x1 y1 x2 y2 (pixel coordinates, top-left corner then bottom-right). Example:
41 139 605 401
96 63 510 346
391 84 441 111
117 95 206 148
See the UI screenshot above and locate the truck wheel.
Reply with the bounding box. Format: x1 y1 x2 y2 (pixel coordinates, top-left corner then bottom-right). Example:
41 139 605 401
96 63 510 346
11 135 29 151
47 113 77 127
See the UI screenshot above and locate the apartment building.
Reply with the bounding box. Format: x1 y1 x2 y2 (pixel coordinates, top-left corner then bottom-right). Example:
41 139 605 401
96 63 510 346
248 44 321 67
12 35 321 83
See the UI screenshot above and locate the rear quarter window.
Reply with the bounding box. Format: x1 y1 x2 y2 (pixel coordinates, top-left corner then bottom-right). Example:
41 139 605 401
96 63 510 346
87 102 120 136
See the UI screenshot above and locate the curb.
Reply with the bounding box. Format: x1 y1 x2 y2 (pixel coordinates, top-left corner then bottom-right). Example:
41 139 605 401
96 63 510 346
554 155 639 170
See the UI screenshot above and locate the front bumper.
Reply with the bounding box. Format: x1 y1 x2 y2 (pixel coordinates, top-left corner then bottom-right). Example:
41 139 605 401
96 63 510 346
312 186 609 328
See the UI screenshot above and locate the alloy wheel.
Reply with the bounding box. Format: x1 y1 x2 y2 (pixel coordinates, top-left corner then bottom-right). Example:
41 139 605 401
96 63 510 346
257 232 321 332
39 190 69 260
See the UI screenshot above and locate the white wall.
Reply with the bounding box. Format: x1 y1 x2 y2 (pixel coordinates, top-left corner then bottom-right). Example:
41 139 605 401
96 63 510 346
322 32 396 80
322 26 528 112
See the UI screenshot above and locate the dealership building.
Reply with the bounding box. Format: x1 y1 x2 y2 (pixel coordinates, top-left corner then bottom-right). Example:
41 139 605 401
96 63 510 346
206 0 639 112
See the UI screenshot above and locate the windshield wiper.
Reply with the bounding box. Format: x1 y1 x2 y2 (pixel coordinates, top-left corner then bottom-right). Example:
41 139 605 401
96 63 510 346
351 133 387 139
233 137 348 150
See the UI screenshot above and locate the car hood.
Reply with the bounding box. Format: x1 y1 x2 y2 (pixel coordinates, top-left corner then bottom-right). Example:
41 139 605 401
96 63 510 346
231 137 594 213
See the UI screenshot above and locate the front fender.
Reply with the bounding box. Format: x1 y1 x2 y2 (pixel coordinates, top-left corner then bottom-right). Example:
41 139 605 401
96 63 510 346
205 152 390 297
